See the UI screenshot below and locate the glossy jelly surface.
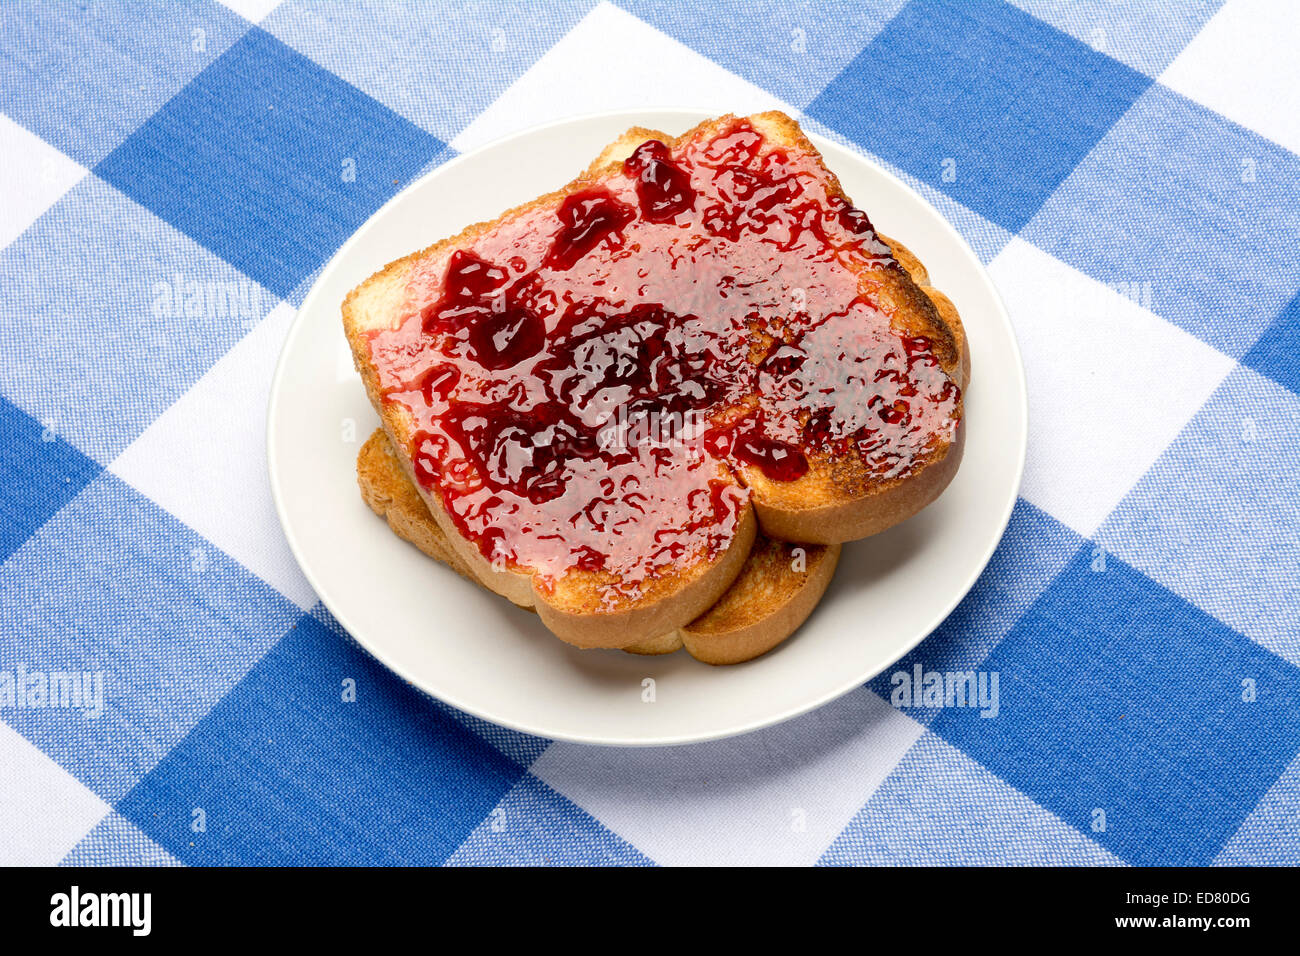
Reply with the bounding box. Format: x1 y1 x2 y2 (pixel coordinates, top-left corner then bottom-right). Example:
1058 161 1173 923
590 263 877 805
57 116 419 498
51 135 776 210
365 119 960 601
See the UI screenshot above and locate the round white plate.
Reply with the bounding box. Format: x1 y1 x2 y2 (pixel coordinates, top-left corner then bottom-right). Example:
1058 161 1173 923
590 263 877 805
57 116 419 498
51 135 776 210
268 109 1027 747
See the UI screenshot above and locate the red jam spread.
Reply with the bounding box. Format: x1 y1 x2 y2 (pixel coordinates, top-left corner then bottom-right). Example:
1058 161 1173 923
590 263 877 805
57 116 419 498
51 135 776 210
365 119 960 601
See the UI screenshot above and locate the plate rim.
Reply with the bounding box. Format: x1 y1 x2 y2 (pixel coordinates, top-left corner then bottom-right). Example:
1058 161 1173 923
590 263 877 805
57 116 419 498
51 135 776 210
267 107 1028 747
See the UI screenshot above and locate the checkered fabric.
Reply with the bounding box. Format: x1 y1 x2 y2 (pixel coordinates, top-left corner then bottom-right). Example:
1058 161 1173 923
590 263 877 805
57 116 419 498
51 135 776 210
2 0 1298 867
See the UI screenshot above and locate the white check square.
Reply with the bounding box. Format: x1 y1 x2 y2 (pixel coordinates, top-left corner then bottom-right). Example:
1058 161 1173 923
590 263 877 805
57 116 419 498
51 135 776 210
0 720 109 866
451 1 792 153
0 112 86 251
1160 0 1300 156
989 239 1234 536
109 303 317 610
532 688 923 866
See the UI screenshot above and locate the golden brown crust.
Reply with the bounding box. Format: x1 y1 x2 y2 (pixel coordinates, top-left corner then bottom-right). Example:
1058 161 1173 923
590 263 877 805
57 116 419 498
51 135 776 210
681 539 841 665
357 429 461 570
358 429 836 664
621 632 686 656
533 503 758 649
343 112 966 648
584 126 668 176
880 234 969 391
747 423 965 543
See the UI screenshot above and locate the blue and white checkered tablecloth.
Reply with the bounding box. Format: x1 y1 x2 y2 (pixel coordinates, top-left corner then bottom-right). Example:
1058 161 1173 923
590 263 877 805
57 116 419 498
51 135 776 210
2 0 1298 867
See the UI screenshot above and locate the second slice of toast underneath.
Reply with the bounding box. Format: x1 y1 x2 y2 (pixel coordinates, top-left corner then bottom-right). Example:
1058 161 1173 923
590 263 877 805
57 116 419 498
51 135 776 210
358 429 840 665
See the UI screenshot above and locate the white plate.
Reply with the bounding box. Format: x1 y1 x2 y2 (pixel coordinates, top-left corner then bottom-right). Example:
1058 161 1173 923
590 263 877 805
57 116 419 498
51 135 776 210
267 109 1027 747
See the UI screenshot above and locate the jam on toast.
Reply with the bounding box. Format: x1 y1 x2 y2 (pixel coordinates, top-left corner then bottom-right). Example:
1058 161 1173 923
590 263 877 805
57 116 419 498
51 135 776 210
358 428 840 664
343 112 967 651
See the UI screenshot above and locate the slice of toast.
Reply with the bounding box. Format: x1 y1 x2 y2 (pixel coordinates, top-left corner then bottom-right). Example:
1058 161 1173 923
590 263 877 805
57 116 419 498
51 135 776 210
358 428 840 664
343 112 966 651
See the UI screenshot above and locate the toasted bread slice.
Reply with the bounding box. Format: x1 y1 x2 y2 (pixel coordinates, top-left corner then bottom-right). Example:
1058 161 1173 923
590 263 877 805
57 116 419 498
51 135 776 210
344 119 756 649
358 428 839 664
679 534 839 665
343 112 964 650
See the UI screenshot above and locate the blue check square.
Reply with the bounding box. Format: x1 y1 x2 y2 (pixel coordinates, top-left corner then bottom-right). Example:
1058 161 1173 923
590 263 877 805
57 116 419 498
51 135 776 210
95 28 445 299
1023 84 1300 357
1243 289 1300 397
806 0 1150 232
931 545 1300 865
0 397 101 565
0 176 274 463
116 612 525 865
0 0 249 166
1098 368 1300 668
0 472 299 801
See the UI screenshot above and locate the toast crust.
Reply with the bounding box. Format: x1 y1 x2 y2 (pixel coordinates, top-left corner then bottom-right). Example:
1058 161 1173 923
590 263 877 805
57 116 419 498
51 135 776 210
680 537 840 665
359 429 837 664
343 112 965 648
